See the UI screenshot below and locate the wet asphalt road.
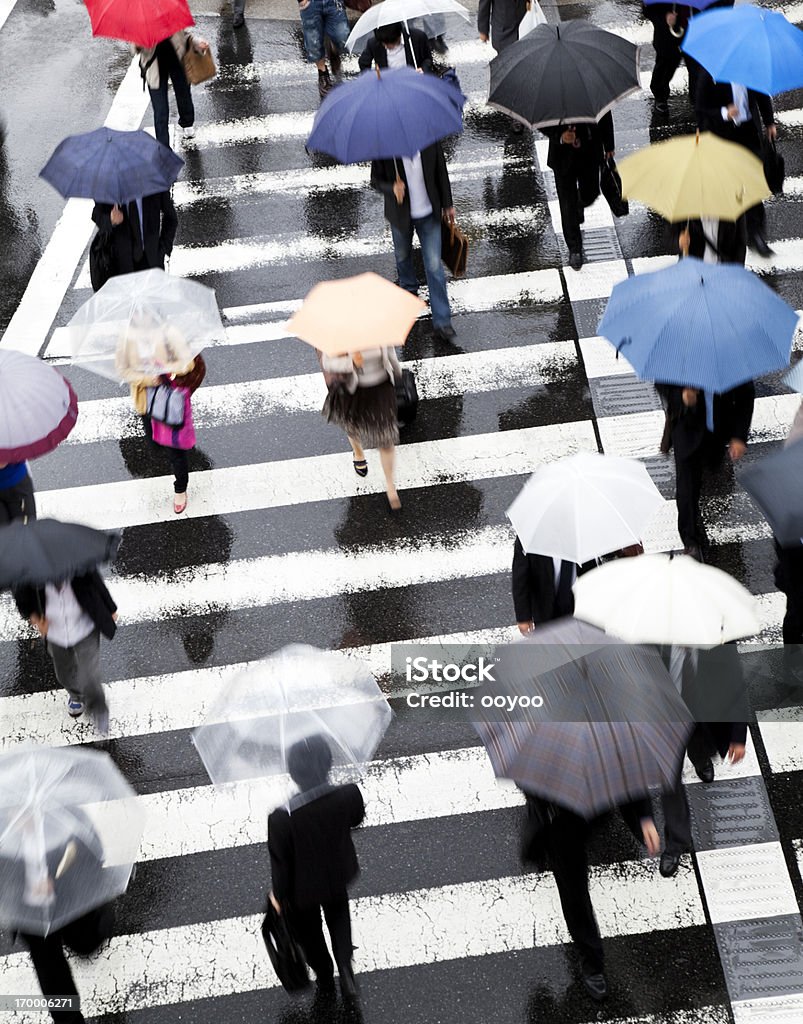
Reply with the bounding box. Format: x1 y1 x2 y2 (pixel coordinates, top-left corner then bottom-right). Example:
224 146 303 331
1 0 803 1021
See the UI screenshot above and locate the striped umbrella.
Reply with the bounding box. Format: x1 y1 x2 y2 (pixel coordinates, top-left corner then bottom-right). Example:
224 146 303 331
0 350 78 463
473 619 691 818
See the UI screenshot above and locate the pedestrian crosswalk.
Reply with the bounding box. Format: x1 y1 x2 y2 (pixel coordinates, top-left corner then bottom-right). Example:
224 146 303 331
3 3 803 1022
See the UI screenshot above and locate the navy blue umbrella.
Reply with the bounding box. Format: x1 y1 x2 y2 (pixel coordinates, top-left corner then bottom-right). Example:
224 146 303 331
40 128 184 206
306 66 464 163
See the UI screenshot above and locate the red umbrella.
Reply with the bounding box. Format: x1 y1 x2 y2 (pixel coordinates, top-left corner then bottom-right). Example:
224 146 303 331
85 0 194 49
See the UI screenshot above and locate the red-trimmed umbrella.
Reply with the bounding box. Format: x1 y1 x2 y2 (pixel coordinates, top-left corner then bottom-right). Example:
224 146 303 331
0 351 78 463
84 0 194 49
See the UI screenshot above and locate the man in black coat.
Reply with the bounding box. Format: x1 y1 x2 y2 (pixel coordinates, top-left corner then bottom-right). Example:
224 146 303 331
695 71 776 255
512 538 595 633
269 736 365 1004
657 382 754 561
542 112 615 270
90 191 178 290
358 22 433 73
643 3 693 115
371 142 456 341
478 0 527 54
14 570 117 730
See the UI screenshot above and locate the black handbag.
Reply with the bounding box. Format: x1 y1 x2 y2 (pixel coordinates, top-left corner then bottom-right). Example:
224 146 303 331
261 901 311 994
600 156 629 218
762 138 785 195
89 231 115 293
395 368 418 426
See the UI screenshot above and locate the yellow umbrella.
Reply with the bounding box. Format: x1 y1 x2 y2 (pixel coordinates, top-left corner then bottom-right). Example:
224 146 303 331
618 131 770 222
288 272 426 356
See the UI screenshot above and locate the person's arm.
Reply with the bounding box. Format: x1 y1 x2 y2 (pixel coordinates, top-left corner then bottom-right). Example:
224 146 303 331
13 585 38 622
92 203 121 233
159 193 178 257
370 160 396 198
619 797 660 855
512 538 533 632
349 786 366 828
754 90 776 136
477 0 491 40
416 31 434 74
727 380 755 456
358 40 375 71
433 143 453 213
728 722 748 762
89 570 118 616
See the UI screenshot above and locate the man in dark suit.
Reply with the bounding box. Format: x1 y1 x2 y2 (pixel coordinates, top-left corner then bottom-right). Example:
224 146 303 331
541 112 615 270
643 3 692 116
371 142 456 341
512 538 595 633
478 0 527 131
269 736 365 1005
657 382 754 561
695 71 776 255
358 22 433 73
522 790 659 1001
90 191 178 289
14 570 118 731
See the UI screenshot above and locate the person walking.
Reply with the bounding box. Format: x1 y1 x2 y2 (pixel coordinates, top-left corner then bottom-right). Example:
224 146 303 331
694 71 776 256
542 113 615 270
511 539 595 634
478 0 527 132
321 347 403 510
0 461 36 523
150 358 205 514
371 142 457 342
358 22 433 72
520 790 659 1001
298 0 350 99
657 382 754 561
136 30 210 149
268 736 365 1006
14 570 117 732
643 4 692 117
673 216 747 265
90 192 178 288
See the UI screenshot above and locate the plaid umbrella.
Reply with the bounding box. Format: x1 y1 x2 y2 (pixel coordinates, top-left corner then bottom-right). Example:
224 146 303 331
473 619 691 818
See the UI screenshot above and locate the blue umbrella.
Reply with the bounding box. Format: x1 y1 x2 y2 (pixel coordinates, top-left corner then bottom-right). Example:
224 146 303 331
682 4 803 96
40 128 184 207
598 258 797 428
306 66 464 163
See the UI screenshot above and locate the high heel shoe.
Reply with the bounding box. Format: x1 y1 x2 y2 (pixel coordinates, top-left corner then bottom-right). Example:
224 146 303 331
174 492 187 514
353 459 368 478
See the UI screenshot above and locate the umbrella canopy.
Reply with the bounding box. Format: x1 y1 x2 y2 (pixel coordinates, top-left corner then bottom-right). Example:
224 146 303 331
67 269 224 384
573 553 760 646
741 440 803 547
0 747 144 935
786 361 803 393
289 273 425 356
682 4 803 96
40 129 184 208
506 452 664 564
0 519 120 590
346 0 470 53
488 21 641 129
618 132 769 222
84 0 194 48
598 258 797 395
473 620 692 818
307 65 464 163
0 351 78 463
643 0 720 8
192 645 392 798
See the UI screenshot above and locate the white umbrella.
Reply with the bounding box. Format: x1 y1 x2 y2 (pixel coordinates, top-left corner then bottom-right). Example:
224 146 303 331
346 0 470 55
192 645 392 804
506 451 664 564
572 553 760 647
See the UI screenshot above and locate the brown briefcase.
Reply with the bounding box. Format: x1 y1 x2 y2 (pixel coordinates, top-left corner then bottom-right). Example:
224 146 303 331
183 45 217 86
441 219 468 278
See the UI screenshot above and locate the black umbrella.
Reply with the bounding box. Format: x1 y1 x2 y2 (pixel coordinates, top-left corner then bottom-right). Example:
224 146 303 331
0 519 120 590
488 21 641 129
741 439 803 546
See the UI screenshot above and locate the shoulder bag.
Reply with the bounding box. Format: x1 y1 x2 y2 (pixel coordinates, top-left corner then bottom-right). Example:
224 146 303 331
395 368 419 426
146 383 185 428
762 138 785 195
183 45 217 86
89 231 115 293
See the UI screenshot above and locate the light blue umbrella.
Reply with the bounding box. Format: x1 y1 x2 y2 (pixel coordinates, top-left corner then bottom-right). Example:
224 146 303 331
681 4 803 96
598 258 797 428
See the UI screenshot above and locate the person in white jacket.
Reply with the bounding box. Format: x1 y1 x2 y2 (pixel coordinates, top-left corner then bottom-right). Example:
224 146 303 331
136 30 209 148
320 347 403 510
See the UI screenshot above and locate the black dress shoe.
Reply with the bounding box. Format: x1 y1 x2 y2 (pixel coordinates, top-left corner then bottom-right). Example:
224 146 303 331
433 324 456 342
750 233 773 257
339 966 359 1003
232 13 245 28
695 757 715 783
568 249 583 271
581 972 608 1002
659 851 682 878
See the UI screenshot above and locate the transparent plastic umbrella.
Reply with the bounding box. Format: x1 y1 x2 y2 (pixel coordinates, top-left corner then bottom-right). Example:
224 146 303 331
66 268 225 384
0 747 145 935
192 645 393 804
346 0 470 53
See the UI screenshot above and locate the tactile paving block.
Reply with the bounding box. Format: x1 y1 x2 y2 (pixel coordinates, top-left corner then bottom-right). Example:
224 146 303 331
716 916 803 1002
696 843 798 924
570 298 610 341
588 375 663 417
689 777 778 852
580 228 624 264
732 993 803 1023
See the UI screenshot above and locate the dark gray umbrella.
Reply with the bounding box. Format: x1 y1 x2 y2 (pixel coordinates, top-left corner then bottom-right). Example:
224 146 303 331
0 520 120 590
488 21 641 129
741 439 803 547
472 619 692 818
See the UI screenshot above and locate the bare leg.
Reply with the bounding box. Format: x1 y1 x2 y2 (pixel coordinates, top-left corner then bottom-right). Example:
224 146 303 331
347 436 365 461
379 447 400 509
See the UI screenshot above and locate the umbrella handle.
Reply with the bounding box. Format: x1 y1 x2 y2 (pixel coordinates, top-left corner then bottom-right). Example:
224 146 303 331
393 159 405 205
668 4 685 39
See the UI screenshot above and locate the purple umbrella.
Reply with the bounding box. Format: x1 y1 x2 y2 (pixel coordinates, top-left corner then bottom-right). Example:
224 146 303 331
0 351 78 462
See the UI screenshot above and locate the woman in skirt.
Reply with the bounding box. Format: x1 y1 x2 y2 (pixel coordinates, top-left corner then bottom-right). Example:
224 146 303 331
321 347 402 510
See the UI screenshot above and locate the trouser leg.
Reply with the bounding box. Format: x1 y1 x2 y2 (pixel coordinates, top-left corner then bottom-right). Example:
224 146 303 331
661 773 693 855
674 450 704 548
554 170 583 253
322 894 353 974
547 815 604 974
21 933 85 1023
166 448 190 492
650 47 682 103
390 222 419 294
292 904 336 983
148 83 170 149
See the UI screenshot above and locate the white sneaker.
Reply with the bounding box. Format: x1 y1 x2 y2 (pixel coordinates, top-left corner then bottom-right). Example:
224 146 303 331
182 126 196 141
